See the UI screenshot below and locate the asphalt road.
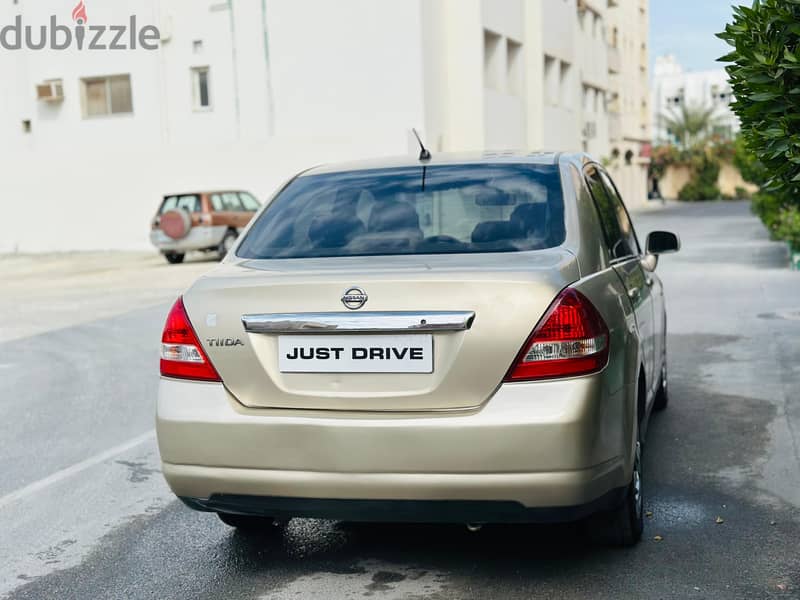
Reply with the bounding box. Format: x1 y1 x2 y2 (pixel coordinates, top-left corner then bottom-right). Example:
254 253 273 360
1 201 799 599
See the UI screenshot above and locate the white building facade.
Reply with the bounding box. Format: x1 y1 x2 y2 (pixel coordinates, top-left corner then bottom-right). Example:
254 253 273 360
651 54 739 145
0 0 650 252
605 0 651 212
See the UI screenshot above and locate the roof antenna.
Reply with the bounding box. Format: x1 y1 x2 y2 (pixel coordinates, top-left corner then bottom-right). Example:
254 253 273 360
412 128 432 161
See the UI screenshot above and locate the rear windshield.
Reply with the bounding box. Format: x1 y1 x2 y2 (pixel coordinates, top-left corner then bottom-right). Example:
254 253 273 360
160 194 200 214
236 164 565 259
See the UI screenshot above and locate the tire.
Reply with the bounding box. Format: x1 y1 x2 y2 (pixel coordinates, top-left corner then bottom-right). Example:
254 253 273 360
217 512 276 531
161 209 192 240
653 360 668 411
164 252 185 264
591 431 643 547
217 229 237 261
602 438 644 547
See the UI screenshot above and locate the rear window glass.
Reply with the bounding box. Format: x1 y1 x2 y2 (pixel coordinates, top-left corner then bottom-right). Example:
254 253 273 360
160 194 200 214
236 164 565 259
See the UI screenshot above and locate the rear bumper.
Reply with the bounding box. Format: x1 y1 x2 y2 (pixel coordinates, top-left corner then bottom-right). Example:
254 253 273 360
178 488 627 524
150 225 227 252
157 376 634 518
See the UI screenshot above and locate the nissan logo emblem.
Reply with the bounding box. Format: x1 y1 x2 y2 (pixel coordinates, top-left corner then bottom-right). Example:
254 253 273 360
341 287 368 310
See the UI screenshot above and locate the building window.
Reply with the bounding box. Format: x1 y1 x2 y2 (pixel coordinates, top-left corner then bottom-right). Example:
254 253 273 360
81 74 133 118
559 61 572 108
483 30 502 91
22 119 31 133
544 55 558 105
545 56 572 108
506 39 522 96
192 67 211 110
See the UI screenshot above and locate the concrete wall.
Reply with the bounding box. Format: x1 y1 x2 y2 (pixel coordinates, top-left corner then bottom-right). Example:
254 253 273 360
267 0 426 147
659 162 759 199
480 0 526 151
540 0 580 151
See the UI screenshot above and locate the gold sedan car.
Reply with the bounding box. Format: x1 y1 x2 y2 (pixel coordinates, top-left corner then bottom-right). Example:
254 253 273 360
156 152 679 546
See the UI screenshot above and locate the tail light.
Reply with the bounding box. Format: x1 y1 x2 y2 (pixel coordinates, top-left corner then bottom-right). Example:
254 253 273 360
160 297 221 382
504 288 609 382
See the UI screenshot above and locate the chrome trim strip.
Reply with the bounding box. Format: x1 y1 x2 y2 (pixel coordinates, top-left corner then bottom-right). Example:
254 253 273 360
242 311 475 334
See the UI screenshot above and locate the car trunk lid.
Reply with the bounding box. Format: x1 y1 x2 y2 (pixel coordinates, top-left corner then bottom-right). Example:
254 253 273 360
183 251 579 411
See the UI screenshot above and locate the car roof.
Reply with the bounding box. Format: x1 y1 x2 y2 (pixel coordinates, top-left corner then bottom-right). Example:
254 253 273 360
161 190 249 198
301 151 583 177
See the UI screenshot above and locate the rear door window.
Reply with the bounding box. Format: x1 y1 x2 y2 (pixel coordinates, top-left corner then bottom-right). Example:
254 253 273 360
600 172 640 255
584 167 636 260
210 193 244 212
236 163 566 259
160 195 200 214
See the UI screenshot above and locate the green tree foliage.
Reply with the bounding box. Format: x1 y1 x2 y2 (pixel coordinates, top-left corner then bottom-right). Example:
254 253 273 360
719 0 800 246
732 135 769 185
776 206 800 248
678 152 721 201
660 103 721 150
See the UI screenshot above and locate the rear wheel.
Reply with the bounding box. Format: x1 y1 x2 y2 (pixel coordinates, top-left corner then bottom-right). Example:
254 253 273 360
164 252 185 264
595 437 643 547
217 230 238 261
653 361 669 411
217 512 276 531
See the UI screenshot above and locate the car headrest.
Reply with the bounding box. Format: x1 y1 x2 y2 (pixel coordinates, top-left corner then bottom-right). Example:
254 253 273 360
368 200 421 233
511 203 547 235
308 214 365 248
471 220 522 244
334 188 361 210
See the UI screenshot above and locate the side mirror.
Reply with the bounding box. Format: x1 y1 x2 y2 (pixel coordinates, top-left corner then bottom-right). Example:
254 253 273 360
646 231 680 255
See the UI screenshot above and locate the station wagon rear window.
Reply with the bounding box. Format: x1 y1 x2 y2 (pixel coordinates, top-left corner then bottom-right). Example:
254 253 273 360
236 164 565 259
160 194 200 214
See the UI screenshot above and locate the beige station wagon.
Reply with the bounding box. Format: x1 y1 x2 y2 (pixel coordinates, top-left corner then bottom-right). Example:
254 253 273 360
150 190 261 264
156 152 679 545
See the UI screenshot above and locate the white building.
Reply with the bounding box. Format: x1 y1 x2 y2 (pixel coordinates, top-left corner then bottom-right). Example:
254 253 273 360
0 0 650 253
651 54 739 145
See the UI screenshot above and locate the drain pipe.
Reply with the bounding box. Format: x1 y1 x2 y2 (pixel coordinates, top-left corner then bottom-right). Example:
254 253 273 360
227 0 241 140
260 0 275 136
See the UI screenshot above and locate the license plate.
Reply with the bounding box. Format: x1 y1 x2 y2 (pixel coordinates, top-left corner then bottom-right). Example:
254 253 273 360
278 334 433 373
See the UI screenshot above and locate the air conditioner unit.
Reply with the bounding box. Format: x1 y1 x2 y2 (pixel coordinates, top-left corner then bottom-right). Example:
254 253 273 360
36 80 64 102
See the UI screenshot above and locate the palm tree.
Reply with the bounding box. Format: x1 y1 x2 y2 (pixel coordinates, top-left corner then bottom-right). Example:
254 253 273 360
660 103 721 149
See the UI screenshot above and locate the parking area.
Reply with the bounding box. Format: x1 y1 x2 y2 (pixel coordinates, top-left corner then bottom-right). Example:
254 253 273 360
0 252 213 343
